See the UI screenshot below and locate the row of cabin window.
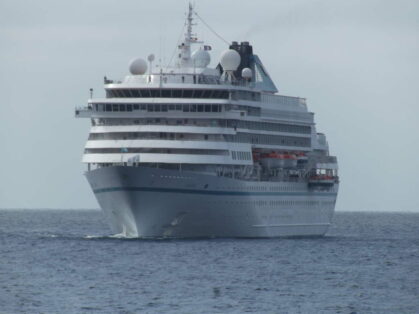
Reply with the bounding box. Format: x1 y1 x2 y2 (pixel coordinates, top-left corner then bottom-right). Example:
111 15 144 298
85 148 226 155
220 200 321 206
95 104 223 113
226 133 311 147
106 89 230 99
89 132 218 141
91 116 309 135
227 120 310 134
231 151 252 161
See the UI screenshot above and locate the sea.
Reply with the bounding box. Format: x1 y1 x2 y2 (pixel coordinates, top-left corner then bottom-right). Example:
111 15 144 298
0 210 418 314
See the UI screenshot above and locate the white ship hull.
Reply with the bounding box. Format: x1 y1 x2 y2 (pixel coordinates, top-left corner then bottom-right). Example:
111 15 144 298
86 166 338 238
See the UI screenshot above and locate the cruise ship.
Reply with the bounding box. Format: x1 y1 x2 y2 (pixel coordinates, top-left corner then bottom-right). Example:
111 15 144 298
75 4 339 238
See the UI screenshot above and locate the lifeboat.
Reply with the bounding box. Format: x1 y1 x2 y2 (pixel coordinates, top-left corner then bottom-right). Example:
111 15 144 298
296 152 308 164
260 152 297 168
282 152 297 168
252 152 261 162
308 175 335 187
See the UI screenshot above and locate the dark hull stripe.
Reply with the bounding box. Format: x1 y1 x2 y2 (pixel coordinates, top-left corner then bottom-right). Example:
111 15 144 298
93 186 337 197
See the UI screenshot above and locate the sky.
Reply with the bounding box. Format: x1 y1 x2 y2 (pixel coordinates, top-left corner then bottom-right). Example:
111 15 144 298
0 0 418 211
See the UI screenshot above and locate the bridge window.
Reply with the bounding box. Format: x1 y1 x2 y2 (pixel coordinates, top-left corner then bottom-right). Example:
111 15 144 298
106 89 230 99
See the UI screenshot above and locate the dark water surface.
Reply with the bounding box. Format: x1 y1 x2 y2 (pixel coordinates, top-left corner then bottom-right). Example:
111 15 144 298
0 210 418 313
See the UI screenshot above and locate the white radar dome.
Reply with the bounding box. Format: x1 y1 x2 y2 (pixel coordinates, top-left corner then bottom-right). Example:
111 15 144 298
242 67 252 79
129 57 147 75
220 49 241 71
192 49 211 68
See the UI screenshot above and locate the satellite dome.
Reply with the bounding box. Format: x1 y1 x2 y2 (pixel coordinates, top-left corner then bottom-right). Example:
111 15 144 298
192 49 211 68
129 57 147 75
242 67 252 79
220 49 241 71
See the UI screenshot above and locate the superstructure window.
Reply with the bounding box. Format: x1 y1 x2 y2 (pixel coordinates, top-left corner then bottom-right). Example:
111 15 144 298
93 103 222 115
106 89 231 99
183 90 193 98
173 90 182 97
227 120 310 134
232 90 261 101
225 133 310 147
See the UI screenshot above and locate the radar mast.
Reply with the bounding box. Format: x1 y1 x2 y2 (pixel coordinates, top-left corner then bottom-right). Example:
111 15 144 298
178 3 201 68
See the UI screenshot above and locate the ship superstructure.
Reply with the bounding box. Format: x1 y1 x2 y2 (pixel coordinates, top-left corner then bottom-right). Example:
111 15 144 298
75 5 339 237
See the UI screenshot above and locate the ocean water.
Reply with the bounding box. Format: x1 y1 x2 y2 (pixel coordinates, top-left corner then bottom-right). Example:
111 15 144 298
0 210 418 314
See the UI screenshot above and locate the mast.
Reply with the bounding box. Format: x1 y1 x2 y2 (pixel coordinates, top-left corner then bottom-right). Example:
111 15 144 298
178 3 195 67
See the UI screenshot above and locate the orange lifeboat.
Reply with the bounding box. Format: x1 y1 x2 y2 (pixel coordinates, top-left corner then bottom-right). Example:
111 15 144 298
259 152 297 168
308 175 335 187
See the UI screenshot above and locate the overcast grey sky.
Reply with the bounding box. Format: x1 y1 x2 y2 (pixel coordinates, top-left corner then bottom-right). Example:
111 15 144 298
0 0 418 211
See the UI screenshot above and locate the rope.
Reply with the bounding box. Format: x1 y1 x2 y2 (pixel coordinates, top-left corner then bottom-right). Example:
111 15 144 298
194 11 230 45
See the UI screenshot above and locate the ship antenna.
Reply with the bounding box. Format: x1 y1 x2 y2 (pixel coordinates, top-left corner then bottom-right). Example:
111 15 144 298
178 3 196 67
